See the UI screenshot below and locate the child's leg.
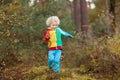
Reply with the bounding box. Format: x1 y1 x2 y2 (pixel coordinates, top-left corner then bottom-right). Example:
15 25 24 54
54 50 61 73
48 50 55 69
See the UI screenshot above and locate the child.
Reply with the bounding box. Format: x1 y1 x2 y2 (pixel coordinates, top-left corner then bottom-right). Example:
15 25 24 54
43 16 73 74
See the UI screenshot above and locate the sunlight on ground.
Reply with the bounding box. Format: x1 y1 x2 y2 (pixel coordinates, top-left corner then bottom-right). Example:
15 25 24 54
23 66 96 80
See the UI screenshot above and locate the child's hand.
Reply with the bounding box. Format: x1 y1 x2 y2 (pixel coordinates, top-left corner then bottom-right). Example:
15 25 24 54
70 35 74 38
46 35 50 39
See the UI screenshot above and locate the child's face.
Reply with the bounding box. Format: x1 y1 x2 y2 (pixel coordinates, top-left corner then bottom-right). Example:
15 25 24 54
50 21 58 27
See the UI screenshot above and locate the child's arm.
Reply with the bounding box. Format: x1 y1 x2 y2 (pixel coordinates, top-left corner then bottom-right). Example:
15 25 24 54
42 29 50 42
57 27 73 38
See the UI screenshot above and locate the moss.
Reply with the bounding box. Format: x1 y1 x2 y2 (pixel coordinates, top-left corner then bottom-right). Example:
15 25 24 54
22 66 96 80
23 66 48 79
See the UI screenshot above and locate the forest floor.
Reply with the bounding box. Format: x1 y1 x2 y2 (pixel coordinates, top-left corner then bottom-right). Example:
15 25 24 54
0 62 114 80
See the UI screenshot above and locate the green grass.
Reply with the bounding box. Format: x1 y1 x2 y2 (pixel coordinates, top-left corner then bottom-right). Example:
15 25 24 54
23 66 96 80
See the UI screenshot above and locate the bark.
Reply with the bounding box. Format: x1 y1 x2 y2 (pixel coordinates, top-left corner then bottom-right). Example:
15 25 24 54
80 0 88 42
73 0 81 33
109 0 116 35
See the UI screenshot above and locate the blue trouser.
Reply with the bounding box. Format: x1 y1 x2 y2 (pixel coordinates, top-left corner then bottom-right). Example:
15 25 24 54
48 50 61 73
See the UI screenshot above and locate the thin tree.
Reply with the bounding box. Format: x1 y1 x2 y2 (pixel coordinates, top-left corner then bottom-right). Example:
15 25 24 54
109 0 116 35
73 0 81 33
80 0 89 42
105 0 110 34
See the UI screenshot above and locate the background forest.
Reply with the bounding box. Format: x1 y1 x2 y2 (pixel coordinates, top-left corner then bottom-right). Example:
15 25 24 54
0 0 120 80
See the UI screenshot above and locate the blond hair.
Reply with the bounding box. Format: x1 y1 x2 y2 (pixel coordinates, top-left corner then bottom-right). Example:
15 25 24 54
46 16 60 26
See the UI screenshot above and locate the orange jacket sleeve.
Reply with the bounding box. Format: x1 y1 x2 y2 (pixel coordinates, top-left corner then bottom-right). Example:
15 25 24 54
42 29 50 42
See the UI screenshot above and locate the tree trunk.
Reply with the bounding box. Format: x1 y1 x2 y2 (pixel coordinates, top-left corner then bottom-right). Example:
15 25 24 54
73 0 81 33
105 0 110 34
80 0 88 43
109 0 116 35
